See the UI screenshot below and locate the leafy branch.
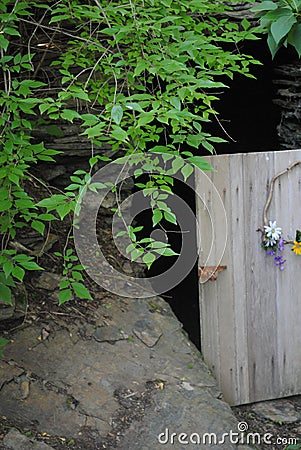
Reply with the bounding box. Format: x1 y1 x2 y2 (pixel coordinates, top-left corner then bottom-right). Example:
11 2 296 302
0 0 261 313
252 0 301 57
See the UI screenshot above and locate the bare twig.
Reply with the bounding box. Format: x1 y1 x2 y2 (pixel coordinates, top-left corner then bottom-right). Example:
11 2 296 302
20 18 108 51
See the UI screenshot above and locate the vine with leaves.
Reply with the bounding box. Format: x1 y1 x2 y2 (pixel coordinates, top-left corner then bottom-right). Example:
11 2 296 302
0 0 263 322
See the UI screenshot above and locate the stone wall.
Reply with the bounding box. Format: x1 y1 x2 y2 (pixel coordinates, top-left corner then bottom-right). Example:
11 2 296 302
273 62 301 149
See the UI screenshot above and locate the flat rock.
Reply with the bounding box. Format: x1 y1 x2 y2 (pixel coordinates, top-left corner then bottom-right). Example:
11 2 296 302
32 272 61 291
0 380 98 438
252 399 300 423
93 325 128 343
100 191 117 210
4 429 55 450
0 360 23 389
0 302 15 321
132 318 162 347
121 385 240 450
0 297 252 448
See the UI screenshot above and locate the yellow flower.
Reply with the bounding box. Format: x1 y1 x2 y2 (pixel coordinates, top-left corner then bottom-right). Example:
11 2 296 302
292 241 301 255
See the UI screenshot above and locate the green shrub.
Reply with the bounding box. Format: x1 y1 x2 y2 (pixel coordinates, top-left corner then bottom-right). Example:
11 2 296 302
0 0 261 313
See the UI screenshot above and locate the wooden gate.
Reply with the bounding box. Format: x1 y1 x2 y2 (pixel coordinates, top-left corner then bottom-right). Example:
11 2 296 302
196 149 301 406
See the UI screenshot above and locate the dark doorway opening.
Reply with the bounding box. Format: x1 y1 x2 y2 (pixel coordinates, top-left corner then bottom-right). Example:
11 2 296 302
208 39 282 154
139 40 290 352
139 177 200 348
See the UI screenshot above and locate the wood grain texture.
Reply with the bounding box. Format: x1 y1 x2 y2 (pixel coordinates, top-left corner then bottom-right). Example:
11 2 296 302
196 149 301 405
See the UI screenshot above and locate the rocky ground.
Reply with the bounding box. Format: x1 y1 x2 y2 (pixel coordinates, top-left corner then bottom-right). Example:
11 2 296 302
0 179 300 449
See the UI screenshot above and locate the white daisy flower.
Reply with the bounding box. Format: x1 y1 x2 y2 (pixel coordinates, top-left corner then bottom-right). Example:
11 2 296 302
265 238 276 247
264 220 282 242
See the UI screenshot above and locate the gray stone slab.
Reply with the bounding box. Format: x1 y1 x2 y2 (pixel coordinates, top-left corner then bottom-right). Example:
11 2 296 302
0 296 248 448
0 360 23 389
252 400 300 423
93 325 128 342
120 385 240 449
132 318 162 347
0 380 109 438
32 272 61 291
3 429 54 450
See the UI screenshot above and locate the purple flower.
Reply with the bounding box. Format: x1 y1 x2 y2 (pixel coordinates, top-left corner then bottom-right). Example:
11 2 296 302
267 250 275 255
278 238 284 252
274 254 286 270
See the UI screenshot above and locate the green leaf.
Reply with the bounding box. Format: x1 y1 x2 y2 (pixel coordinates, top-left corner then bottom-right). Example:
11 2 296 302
187 156 214 171
81 114 99 126
181 164 194 181
132 226 144 232
137 113 155 127
38 213 57 221
152 209 163 226
207 136 227 143
0 282 12 305
68 87 90 102
60 278 70 289
83 123 105 139
142 252 156 269
264 8 292 21
267 32 280 58
202 140 215 153
171 157 184 174
161 247 178 256
8 173 19 186
187 133 204 149
149 241 168 249
3 27 21 36
111 105 123 125
12 265 25 281
164 210 177 225
126 243 136 253
116 231 127 237
31 220 45 235
59 288 72 305
57 203 72 219
19 260 43 271
157 201 170 212
130 248 144 261
71 271 83 281
271 14 297 46
0 35 9 51
170 97 181 110
71 282 92 300
110 126 128 142
134 59 149 76
251 1 278 12
125 103 144 112
0 199 12 212
36 195 66 209
288 24 301 57
14 198 35 210
3 260 14 278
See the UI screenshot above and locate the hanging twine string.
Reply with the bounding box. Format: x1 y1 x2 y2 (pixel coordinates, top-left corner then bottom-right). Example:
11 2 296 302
263 160 301 226
261 160 301 244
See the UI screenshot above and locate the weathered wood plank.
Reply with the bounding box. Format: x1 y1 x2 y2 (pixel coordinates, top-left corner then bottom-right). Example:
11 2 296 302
196 168 222 387
228 153 249 405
